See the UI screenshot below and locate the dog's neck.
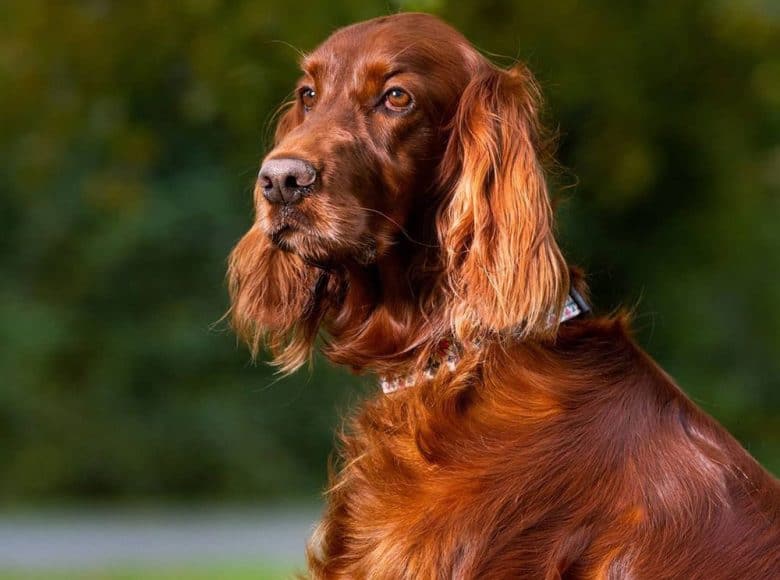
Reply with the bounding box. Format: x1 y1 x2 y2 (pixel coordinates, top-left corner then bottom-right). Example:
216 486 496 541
379 290 590 393
319 237 589 385
320 242 445 375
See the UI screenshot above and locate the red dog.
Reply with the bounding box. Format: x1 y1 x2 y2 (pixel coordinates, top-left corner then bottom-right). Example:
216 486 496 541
228 13 779 578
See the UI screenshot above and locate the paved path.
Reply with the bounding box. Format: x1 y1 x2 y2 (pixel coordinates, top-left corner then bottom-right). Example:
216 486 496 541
0 506 320 570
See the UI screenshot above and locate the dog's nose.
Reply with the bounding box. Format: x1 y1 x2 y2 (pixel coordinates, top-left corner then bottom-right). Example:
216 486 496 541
258 158 317 205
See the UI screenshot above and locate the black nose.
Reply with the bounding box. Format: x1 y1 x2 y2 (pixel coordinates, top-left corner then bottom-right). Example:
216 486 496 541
258 158 317 205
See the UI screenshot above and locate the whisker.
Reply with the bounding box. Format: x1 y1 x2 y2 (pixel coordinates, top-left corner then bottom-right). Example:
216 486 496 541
356 206 440 248
266 39 309 60
262 97 296 147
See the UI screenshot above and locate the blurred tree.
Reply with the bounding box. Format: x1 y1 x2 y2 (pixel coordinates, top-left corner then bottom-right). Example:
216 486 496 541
0 0 776 503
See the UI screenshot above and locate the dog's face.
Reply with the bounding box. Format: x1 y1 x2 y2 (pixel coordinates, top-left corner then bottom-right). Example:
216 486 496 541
257 15 475 264
230 13 569 372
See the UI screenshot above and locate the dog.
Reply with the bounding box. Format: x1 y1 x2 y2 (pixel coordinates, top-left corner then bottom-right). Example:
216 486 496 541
228 13 780 578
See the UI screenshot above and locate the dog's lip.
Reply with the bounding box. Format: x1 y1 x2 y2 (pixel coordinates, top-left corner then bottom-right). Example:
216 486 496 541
268 205 302 231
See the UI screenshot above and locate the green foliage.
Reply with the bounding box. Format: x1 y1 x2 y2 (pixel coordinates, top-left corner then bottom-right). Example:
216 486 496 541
0 0 777 503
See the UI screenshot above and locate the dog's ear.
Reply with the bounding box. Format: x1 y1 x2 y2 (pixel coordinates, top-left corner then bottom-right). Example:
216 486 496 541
227 225 322 374
438 63 568 341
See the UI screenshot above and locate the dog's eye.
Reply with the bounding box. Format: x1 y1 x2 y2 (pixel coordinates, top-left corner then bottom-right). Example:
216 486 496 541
383 88 412 111
300 87 317 111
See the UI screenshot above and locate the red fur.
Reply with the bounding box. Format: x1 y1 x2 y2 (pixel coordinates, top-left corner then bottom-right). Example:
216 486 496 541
228 13 780 578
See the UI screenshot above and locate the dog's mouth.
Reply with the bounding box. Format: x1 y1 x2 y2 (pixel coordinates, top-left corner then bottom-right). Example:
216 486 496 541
268 205 307 246
267 210 330 260
265 201 379 267
270 224 295 251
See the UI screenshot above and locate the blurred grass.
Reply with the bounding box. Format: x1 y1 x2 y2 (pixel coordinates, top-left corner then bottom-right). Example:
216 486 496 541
0 563 295 580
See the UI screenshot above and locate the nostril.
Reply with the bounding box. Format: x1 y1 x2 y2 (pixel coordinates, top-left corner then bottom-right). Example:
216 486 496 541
296 166 316 187
260 175 273 190
283 174 299 190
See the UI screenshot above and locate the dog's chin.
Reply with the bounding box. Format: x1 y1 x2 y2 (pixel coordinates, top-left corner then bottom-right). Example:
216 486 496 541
269 226 377 268
269 225 298 253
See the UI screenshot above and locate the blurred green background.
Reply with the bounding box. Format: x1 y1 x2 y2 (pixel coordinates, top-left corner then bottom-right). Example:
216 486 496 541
0 0 778 513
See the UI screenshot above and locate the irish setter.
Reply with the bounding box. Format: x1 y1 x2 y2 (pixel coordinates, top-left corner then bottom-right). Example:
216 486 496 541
228 13 780 579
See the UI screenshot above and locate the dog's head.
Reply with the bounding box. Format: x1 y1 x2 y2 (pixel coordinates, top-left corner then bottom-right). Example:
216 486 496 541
229 13 568 372
254 14 475 265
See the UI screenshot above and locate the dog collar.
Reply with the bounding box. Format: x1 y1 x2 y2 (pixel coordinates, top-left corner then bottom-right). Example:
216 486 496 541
557 289 590 324
380 290 590 394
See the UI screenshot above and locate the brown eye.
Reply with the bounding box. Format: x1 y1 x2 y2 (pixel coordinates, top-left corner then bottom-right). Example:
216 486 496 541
300 87 316 110
384 88 412 111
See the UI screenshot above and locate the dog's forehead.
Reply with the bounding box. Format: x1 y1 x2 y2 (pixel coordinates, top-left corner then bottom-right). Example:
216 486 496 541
302 14 473 81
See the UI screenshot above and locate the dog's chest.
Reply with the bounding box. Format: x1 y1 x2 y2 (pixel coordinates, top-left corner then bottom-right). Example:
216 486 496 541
307 402 616 578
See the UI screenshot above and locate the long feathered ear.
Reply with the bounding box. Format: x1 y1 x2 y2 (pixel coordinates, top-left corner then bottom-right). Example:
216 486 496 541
227 225 324 374
438 63 568 342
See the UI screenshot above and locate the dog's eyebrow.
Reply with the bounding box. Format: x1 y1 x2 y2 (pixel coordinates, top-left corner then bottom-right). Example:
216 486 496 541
350 61 399 101
301 58 323 78
361 62 409 85
382 68 407 83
